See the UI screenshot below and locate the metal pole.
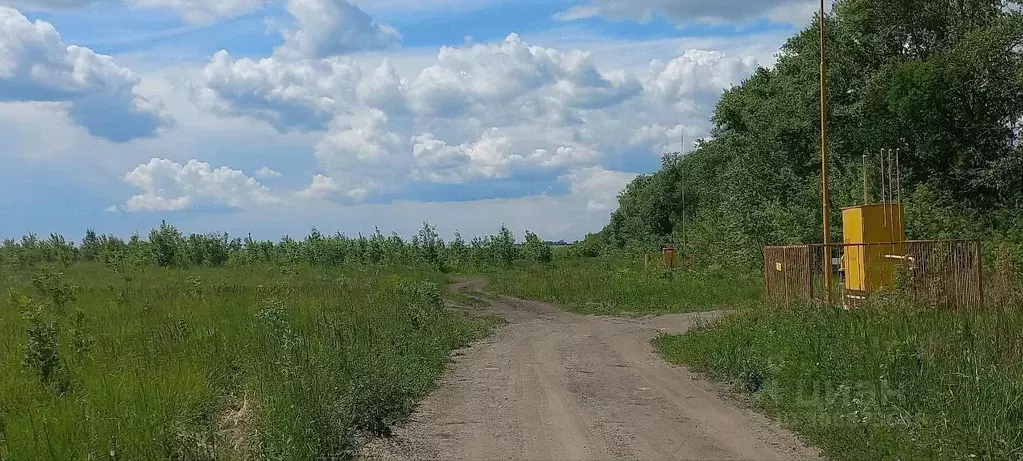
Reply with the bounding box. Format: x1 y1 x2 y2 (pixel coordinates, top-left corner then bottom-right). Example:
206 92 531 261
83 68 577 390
881 149 888 227
888 148 896 244
819 0 833 306
862 153 869 205
895 147 903 233
681 125 686 250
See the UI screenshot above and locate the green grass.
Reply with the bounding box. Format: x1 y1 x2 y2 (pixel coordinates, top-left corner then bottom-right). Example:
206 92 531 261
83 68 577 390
655 303 1023 461
0 263 495 460
441 290 490 309
483 258 762 315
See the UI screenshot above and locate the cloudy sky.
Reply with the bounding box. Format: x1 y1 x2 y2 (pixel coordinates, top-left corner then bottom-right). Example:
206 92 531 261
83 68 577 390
0 0 818 242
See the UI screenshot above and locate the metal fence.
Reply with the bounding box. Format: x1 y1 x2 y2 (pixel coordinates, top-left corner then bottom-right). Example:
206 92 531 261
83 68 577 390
764 240 984 310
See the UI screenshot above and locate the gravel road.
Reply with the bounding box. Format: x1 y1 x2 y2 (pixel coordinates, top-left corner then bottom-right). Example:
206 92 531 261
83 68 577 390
362 278 821 461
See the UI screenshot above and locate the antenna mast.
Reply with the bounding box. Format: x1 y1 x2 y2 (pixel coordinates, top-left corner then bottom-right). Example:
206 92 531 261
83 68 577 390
819 0 833 305
681 124 686 249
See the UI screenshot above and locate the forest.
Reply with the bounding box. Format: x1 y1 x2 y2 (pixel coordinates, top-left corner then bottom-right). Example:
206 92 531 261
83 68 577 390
591 0 1023 268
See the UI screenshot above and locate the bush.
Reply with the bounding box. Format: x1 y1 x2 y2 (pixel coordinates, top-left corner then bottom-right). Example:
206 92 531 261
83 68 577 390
521 231 553 264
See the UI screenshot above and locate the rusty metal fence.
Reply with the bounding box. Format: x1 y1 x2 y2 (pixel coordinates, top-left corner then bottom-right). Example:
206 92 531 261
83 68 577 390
764 240 984 310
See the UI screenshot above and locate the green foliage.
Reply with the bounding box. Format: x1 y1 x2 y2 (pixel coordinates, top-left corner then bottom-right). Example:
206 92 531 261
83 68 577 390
0 263 495 460
593 0 1023 267
149 221 183 267
521 231 553 264
30 269 78 313
485 258 762 315
17 295 68 393
0 223 559 274
656 302 1023 461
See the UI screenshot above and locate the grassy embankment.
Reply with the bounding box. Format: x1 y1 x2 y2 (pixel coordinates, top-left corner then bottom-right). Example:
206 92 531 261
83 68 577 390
0 263 497 460
656 283 1023 460
484 258 762 315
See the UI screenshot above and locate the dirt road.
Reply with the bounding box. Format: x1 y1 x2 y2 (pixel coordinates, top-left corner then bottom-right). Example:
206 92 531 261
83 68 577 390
363 279 821 461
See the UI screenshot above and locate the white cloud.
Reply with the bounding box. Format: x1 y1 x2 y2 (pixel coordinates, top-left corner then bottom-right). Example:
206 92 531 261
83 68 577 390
561 166 638 212
295 174 374 201
411 130 600 184
555 0 818 27
645 50 760 106
194 50 362 130
313 109 405 188
255 167 282 178
406 34 640 118
133 0 268 23
0 7 170 141
7 0 269 23
356 59 408 112
276 0 400 59
120 158 281 211
191 30 763 202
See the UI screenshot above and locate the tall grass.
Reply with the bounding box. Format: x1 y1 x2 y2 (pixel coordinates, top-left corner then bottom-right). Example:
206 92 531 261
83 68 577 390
0 263 493 460
655 297 1023 460
484 258 762 315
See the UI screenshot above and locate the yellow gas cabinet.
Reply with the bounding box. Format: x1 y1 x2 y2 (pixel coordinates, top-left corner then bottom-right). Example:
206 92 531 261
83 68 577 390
841 204 906 302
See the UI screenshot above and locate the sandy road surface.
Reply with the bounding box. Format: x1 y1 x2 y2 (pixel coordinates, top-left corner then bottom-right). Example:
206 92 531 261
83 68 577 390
363 279 821 461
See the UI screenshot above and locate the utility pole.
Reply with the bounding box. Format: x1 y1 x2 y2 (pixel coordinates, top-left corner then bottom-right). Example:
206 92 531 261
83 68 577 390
819 0 833 305
681 125 686 249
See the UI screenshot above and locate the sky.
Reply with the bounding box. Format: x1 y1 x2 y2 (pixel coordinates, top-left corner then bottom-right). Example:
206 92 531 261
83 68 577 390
0 0 819 242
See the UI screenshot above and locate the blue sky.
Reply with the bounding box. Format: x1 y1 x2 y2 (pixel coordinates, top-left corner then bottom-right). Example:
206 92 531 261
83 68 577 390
0 0 817 242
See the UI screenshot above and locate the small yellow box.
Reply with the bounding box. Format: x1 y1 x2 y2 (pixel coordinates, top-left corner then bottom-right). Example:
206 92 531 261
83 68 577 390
842 204 906 295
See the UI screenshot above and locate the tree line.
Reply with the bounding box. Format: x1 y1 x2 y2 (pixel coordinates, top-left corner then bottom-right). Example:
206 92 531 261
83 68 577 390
0 222 554 270
589 0 1023 268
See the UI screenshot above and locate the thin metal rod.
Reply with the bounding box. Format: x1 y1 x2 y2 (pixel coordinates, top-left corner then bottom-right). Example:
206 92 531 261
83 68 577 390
888 148 896 248
896 147 903 234
881 149 887 227
681 124 686 249
819 0 833 306
862 153 869 205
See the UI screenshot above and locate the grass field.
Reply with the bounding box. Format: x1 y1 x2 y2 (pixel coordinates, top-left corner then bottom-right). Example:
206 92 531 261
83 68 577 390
484 258 762 315
0 263 495 460
655 302 1023 461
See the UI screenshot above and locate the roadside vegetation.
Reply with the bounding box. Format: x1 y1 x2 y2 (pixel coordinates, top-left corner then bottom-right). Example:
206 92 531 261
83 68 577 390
655 280 1023 460
0 223 530 460
485 258 761 315
591 2 1023 460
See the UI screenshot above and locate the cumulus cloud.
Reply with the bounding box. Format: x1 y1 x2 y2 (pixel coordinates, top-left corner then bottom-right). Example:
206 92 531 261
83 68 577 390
194 50 362 131
255 167 282 178
276 0 400 58
555 0 818 26
645 50 760 106
407 34 640 118
314 109 405 177
295 174 374 202
0 7 170 141
8 0 269 23
191 29 762 203
411 130 599 184
561 166 638 212
119 158 281 211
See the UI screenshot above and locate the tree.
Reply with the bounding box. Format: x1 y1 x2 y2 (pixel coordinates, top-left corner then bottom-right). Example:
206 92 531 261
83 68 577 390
149 221 183 267
596 0 1023 267
522 231 553 264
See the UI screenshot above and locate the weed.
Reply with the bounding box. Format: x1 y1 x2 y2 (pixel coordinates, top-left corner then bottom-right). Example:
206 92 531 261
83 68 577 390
656 303 1023 461
484 258 761 315
19 297 68 394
